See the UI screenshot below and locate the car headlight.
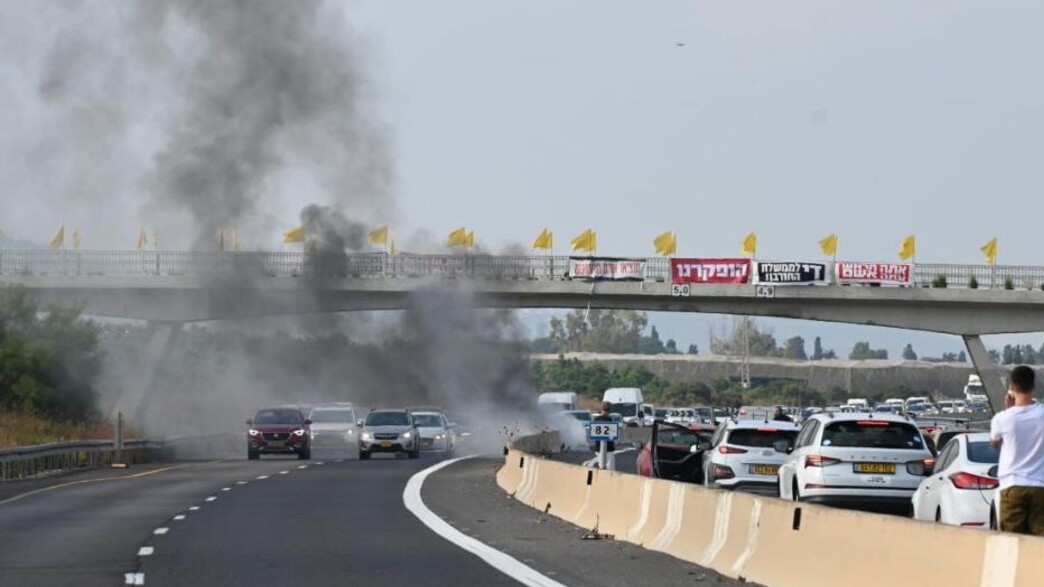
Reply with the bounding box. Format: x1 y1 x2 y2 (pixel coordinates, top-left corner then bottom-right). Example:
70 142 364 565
361 432 373 441
292 429 306 436
248 429 260 436
402 432 413 439
436 434 445 440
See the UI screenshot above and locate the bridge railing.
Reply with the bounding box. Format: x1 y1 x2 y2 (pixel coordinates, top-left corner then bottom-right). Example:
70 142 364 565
3 250 1044 290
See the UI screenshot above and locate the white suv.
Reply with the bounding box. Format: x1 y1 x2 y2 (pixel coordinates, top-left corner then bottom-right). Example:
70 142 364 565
777 412 933 512
702 419 800 495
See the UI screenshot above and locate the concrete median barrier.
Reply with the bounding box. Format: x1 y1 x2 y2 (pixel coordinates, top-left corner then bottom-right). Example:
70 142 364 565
501 433 1044 587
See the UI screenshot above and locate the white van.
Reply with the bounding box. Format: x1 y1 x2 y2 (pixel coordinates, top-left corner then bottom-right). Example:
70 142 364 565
537 391 578 413
603 387 644 427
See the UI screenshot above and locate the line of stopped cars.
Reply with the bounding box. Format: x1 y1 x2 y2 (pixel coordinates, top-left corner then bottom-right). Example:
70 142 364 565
638 409 1002 529
246 404 463 461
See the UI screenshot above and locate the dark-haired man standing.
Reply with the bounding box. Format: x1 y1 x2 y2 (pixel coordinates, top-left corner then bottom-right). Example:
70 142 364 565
990 365 1044 536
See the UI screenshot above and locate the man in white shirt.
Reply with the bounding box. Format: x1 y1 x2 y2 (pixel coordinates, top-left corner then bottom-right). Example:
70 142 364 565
990 365 1044 536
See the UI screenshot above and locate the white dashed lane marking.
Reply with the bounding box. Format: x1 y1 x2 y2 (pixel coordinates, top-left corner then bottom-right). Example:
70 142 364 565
138 546 155 556
189 506 200 511
173 515 186 521
205 496 217 502
153 528 169 535
279 471 289 475
124 572 145 585
221 487 231 491
297 465 308 469
256 475 268 480
236 481 248 485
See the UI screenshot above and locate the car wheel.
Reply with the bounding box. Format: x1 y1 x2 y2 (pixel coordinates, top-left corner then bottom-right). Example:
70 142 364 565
247 449 259 461
298 447 311 460
359 450 371 461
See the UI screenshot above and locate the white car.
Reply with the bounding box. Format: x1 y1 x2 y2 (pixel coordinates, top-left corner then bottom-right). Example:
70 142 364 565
912 432 999 527
411 410 457 453
703 419 800 495
777 412 934 511
307 405 361 451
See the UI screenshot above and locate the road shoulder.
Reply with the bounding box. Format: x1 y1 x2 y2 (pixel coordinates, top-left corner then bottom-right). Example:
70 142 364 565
422 456 753 587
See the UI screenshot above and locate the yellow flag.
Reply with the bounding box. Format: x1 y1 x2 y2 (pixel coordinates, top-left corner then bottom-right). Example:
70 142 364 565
532 229 553 250
447 227 468 247
818 233 838 256
571 229 597 253
137 227 147 251
899 235 916 260
369 225 389 246
232 228 241 252
741 232 757 257
72 229 82 249
283 225 306 244
653 231 676 256
464 230 475 248
48 223 65 249
981 237 997 265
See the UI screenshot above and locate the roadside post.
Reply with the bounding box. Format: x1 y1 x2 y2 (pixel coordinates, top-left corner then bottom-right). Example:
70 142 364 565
112 411 127 469
588 421 620 470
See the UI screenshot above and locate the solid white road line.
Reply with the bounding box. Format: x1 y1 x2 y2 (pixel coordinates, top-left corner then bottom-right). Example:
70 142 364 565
138 546 155 556
153 528 169 535
124 572 145 585
403 456 570 587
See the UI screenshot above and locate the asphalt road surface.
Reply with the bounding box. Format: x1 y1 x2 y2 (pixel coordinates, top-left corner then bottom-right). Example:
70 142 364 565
0 448 742 587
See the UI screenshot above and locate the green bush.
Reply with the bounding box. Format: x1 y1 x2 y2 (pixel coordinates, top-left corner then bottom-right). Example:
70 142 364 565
969 276 979 289
1005 278 1015 290
932 275 948 288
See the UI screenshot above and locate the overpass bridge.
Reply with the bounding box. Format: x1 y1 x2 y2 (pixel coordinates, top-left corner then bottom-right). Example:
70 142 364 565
4 249 1044 414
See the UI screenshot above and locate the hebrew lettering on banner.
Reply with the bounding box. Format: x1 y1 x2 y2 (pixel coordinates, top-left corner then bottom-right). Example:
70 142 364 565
835 262 912 286
568 257 646 281
671 258 751 284
755 262 830 285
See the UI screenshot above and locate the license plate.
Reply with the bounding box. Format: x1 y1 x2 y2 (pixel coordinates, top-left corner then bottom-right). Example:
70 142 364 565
750 464 779 475
854 463 895 474
268 440 285 448
380 441 392 448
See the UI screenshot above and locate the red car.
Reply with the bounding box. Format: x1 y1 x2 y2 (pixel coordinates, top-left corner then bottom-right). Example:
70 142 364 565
247 406 312 460
636 420 717 484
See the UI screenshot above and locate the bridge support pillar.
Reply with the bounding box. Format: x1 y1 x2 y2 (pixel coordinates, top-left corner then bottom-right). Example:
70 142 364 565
962 335 1007 415
110 322 183 425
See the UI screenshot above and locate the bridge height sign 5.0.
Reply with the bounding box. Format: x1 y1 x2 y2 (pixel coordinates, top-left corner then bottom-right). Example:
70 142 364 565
588 422 620 442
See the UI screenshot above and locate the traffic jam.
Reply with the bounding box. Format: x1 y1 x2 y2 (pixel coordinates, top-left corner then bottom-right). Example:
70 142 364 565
557 389 1001 531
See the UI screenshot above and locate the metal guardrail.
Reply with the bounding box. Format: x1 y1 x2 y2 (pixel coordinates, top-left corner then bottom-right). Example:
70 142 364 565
2 249 1044 290
0 434 237 482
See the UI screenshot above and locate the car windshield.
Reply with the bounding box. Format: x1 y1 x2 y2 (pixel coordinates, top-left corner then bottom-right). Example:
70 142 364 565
253 409 302 425
366 412 410 426
822 421 924 449
412 414 443 427
657 427 711 446
967 441 1001 464
654 409 669 418
611 404 637 417
568 411 592 422
727 428 798 448
309 409 354 423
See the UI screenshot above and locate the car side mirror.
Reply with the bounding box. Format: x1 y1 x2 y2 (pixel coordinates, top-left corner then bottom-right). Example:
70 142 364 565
988 465 999 478
773 440 792 454
303 419 312 426
245 419 253 426
697 441 711 451
356 419 364 427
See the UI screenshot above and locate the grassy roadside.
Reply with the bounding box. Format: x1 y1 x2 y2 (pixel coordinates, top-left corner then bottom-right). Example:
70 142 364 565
0 411 139 449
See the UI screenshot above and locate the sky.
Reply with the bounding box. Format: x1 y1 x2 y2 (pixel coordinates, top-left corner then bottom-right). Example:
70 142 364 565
2 1 1044 358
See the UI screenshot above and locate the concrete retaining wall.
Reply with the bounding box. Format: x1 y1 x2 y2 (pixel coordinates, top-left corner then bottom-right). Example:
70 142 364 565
498 436 1044 587
530 353 1007 396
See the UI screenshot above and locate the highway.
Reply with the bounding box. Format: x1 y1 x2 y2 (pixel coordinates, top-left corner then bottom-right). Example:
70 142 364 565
0 449 746 587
